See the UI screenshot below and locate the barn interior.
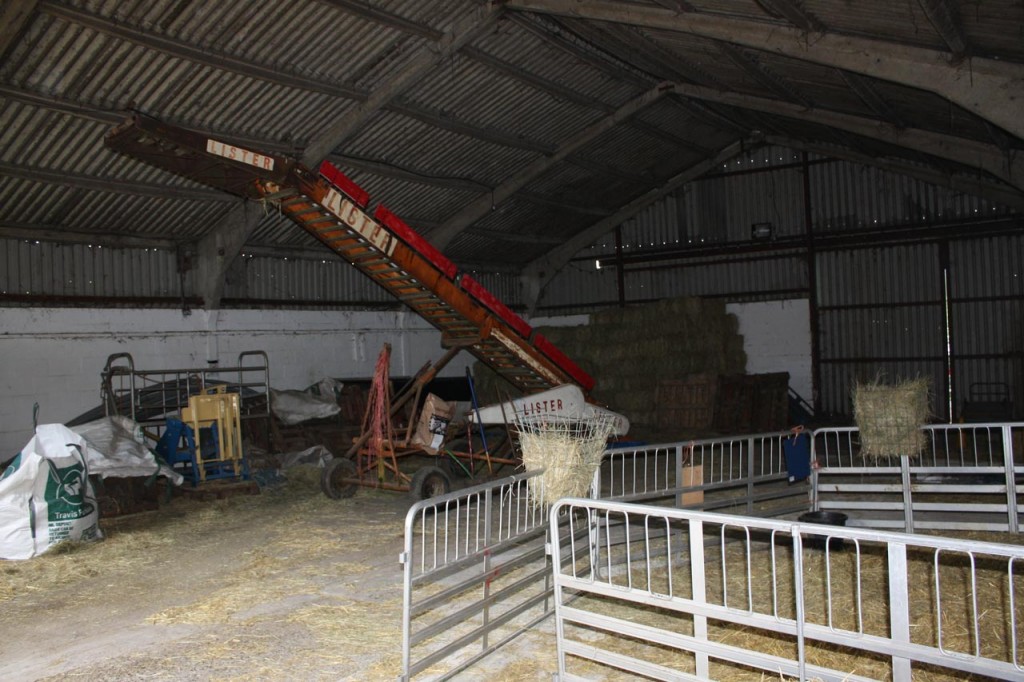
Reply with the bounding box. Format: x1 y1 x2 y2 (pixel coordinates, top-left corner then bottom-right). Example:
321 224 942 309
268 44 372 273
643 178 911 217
0 1 1022 680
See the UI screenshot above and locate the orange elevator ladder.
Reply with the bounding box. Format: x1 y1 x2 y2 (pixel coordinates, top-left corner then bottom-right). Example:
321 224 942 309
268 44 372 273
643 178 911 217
105 113 594 396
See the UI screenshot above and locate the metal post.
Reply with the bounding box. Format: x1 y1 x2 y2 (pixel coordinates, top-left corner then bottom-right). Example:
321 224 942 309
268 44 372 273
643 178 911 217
675 443 685 508
615 225 626 307
802 151 822 414
1004 425 1019 533
689 518 710 678
939 240 955 422
887 542 913 681
901 456 915 534
746 436 755 515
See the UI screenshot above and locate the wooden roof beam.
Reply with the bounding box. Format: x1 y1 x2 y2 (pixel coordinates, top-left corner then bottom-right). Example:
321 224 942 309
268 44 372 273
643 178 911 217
755 0 824 32
715 42 814 107
837 70 906 129
917 0 968 59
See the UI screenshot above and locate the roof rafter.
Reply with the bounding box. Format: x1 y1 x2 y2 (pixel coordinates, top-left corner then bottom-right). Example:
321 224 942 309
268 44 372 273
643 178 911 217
754 0 824 32
301 3 503 165
335 154 610 216
715 42 813 107
916 0 968 59
432 83 672 249
0 161 233 201
322 0 703 159
0 0 38 60
505 0 1024 140
315 0 442 40
666 82 1024 191
520 138 757 312
836 70 906 129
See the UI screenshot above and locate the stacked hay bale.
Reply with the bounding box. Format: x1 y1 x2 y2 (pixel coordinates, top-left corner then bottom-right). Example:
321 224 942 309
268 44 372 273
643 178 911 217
532 297 746 438
853 377 930 460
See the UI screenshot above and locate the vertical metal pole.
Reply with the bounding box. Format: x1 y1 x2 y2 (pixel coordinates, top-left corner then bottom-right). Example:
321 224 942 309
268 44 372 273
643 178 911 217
482 486 493 650
675 443 685 508
887 542 913 681
802 152 822 414
901 456 915 534
939 240 955 422
793 529 807 682
689 518 710 679
399 509 416 682
746 436 755 515
615 225 626 307
1003 425 1019 533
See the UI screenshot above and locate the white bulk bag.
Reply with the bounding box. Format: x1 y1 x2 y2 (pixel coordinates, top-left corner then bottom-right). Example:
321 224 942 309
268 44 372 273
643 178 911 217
0 424 103 560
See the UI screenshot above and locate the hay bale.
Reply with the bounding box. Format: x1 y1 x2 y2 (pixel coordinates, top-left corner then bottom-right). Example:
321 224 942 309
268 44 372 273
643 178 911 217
854 377 930 460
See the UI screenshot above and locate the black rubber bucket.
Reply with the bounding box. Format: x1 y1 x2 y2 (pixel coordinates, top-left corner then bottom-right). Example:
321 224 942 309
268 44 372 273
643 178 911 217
798 511 848 551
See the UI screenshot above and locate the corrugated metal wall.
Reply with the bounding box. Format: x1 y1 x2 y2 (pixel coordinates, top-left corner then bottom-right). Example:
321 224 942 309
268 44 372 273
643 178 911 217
1 238 187 300
0 238 529 311
816 243 947 417
546 145 1019 420
230 254 391 305
537 262 618 313
948 235 1024 418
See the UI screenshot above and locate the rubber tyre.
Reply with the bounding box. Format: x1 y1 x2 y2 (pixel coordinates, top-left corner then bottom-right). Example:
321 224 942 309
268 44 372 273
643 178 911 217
409 466 452 501
321 458 359 499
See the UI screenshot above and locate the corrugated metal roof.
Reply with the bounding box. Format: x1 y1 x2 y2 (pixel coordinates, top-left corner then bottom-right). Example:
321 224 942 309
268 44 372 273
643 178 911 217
0 0 1019 299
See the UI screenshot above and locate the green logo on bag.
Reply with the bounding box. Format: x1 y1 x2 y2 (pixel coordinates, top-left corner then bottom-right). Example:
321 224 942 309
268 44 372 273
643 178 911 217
45 461 94 521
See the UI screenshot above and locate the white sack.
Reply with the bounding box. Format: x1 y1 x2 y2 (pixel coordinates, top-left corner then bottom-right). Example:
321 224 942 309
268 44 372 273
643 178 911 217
0 424 103 560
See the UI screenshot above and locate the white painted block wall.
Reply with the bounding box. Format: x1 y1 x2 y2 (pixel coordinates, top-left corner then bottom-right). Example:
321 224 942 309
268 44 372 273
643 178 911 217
0 308 473 458
0 302 812 458
726 299 813 403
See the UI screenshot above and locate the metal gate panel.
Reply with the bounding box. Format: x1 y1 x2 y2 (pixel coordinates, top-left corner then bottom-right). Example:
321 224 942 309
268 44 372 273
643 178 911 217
400 471 553 681
550 498 1024 681
813 423 1023 533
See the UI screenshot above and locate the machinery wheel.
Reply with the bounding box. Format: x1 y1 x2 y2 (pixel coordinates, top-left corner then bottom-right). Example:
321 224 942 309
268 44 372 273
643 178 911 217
409 466 451 501
321 458 359 499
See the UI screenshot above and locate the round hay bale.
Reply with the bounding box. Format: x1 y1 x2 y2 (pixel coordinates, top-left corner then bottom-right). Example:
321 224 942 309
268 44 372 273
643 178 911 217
853 377 930 460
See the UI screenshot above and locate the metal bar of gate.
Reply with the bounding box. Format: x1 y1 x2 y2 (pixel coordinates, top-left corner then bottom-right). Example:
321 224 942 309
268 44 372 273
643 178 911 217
550 497 1024 681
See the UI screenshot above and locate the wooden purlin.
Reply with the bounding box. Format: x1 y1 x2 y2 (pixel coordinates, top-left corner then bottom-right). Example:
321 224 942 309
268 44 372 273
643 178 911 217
256 173 568 394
